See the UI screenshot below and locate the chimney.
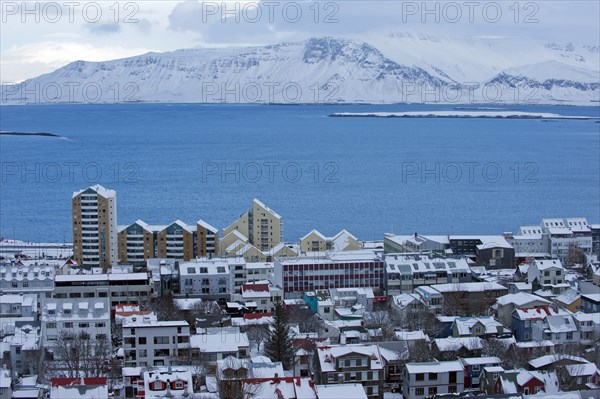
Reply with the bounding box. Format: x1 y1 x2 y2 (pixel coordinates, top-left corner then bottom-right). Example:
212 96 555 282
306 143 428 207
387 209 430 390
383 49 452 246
340 333 346 345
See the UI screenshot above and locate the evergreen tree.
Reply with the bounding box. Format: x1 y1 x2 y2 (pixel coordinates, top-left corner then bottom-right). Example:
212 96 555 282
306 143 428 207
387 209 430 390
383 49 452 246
264 298 295 369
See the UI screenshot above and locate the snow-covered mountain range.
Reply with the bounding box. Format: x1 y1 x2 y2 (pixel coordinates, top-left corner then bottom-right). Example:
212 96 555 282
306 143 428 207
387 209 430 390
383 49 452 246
2 35 599 104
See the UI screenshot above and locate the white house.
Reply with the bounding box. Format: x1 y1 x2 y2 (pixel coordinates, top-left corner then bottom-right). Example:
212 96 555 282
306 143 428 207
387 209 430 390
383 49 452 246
573 312 600 346
123 319 190 367
190 327 250 364
528 259 568 293
403 361 464 399
179 259 230 301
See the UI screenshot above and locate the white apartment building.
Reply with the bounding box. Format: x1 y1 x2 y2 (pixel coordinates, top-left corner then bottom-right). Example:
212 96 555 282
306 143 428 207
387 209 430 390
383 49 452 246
40 296 111 348
541 218 593 262
52 272 152 308
190 327 250 364
72 185 118 269
123 319 190 368
245 262 274 284
179 259 230 301
506 226 551 260
0 265 54 294
384 254 471 295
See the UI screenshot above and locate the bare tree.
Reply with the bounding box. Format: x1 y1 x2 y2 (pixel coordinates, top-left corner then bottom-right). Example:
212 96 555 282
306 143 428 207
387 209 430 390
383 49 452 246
401 308 438 338
140 295 184 321
218 356 263 399
364 310 395 339
567 243 586 267
246 324 270 353
287 306 324 334
50 330 112 378
22 347 46 380
408 340 433 362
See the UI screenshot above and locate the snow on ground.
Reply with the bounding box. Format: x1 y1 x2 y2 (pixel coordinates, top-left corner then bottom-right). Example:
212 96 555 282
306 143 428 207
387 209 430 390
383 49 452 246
331 111 597 119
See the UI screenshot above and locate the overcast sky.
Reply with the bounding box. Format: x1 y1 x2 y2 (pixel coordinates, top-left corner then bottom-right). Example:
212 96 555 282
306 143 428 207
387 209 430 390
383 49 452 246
1 0 599 82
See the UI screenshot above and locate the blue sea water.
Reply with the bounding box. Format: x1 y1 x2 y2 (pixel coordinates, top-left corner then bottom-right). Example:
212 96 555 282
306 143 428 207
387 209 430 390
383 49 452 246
0 103 599 243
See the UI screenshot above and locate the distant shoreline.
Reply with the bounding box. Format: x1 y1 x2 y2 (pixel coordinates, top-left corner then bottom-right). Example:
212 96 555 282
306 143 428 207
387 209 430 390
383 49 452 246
0 131 62 137
329 111 598 120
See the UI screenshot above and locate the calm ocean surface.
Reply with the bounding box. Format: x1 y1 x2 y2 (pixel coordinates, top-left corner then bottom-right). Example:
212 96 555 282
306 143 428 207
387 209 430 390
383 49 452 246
1 103 599 242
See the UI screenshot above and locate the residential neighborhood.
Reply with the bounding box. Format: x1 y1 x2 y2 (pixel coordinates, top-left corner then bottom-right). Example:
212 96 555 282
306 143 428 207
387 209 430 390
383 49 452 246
0 185 599 399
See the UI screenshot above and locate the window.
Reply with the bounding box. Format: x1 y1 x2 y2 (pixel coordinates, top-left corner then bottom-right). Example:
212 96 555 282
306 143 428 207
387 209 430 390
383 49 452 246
429 373 437 381
154 349 170 357
449 371 457 384
154 336 169 345
449 385 457 393
415 388 424 396
79 323 89 328
524 387 530 395
416 373 424 381
429 387 437 395
96 322 106 328
63 322 73 329
150 381 165 391
47 322 57 329
566 332 573 340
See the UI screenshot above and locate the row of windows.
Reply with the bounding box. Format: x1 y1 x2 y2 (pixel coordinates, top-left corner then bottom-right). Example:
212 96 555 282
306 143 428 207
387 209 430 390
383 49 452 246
415 386 458 395
46 322 106 329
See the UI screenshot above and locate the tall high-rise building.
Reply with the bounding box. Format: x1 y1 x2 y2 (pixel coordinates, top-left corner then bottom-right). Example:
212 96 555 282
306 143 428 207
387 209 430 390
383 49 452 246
223 199 283 251
72 185 118 269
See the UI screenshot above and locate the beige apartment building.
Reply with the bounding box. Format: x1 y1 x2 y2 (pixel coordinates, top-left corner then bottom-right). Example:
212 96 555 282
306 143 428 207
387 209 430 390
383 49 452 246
118 219 219 265
118 220 159 266
299 229 361 253
72 185 118 269
223 199 283 251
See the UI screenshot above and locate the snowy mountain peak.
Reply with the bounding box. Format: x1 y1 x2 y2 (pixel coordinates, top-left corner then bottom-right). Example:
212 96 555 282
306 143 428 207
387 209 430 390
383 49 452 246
1 36 598 105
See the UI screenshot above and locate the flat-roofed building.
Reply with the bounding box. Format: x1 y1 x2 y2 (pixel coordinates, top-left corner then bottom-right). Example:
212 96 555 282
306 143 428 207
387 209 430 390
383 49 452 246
41 296 111 348
274 250 384 299
384 254 471 295
179 259 230 302
403 360 464 399
123 319 190 368
52 272 152 308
